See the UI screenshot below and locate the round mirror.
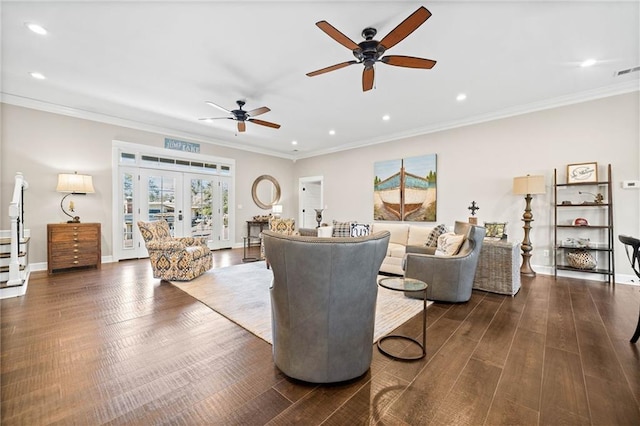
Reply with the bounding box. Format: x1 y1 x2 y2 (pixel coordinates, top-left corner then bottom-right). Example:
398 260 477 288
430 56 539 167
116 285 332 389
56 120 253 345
251 175 281 209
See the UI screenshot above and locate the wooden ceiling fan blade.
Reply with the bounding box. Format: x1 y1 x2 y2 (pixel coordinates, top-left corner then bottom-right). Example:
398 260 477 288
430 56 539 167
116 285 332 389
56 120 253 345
237 121 246 132
307 60 358 77
380 55 437 69
362 67 374 92
379 6 431 50
204 101 231 113
247 106 270 117
315 21 360 50
249 118 281 129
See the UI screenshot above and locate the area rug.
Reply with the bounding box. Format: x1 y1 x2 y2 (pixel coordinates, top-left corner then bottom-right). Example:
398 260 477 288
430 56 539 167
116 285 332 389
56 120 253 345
171 261 431 344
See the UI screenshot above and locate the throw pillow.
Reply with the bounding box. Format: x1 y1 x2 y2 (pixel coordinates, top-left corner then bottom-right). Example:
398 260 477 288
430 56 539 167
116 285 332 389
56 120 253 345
332 220 353 237
436 232 466 256
350 223 370 237
426 223 448 247
484 222 507 239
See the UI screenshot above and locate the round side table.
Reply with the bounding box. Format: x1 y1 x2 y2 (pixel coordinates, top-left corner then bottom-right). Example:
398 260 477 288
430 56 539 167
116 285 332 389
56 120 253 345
377 277 427 361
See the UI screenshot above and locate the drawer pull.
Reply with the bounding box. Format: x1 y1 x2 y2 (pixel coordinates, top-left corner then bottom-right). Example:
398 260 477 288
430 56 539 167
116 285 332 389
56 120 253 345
73 233 78 237
73 261 79 264
73 249 79 253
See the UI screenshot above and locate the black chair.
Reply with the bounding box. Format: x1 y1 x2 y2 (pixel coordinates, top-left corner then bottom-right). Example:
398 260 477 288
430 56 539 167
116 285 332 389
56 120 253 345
618 235 640 343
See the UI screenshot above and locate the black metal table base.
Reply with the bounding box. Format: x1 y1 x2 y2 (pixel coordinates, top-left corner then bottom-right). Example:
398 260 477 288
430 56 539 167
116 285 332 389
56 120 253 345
377 335 425 361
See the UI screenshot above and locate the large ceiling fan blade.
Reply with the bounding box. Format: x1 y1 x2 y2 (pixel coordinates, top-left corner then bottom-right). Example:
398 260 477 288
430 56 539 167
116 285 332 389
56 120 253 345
380 55 437 69
198 117 232 121
307 60 358 77
249 118 281 129
315 21 360 50
362 67 374 92
204 101 231 114
379 6 431 50
247 106 270 117
237 121 246 132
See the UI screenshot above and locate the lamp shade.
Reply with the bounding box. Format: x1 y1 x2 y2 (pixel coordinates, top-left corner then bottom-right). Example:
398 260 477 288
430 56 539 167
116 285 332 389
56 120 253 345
56 173 95 194
513 175 545 195
271 204 283 214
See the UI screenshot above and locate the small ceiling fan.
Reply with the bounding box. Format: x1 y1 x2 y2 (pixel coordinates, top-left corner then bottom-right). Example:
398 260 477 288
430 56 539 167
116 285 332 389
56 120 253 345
199 100 281 133
307 6 437 91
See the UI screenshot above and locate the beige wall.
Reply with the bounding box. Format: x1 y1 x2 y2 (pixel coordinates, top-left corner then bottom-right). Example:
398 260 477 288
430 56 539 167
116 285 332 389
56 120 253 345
0 104 294 264
293 92 640 278
2 92 639 278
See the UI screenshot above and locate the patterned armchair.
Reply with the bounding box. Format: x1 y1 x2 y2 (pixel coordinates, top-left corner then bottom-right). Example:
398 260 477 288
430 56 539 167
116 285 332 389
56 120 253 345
261 218 295 266
137 220 212 281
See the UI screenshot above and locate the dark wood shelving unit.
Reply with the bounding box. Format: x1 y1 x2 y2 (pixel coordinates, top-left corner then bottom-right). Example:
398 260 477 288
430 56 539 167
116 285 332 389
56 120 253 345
553 164 614 284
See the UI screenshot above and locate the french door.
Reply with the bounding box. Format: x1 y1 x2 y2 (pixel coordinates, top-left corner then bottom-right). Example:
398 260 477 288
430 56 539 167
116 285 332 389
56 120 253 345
115 168 232 260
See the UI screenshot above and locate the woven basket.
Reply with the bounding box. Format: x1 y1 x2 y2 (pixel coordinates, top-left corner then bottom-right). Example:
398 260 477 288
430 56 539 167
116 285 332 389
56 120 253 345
566 250 596 270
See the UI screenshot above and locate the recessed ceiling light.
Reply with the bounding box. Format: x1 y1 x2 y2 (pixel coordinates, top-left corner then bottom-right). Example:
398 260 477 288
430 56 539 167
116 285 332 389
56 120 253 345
25 22 47 35
382 115 390 121
580 59 597 68
456 93 467 101
291 140 298 145
329 130 335 135
30 72 46 80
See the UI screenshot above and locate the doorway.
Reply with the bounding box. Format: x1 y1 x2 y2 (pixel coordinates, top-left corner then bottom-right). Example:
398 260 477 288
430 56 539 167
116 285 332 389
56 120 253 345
298 176 323 228
113 141 235 261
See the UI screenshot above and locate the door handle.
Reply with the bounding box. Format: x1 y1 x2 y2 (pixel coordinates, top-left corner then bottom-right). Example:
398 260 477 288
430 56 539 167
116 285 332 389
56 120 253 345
178 210 183 221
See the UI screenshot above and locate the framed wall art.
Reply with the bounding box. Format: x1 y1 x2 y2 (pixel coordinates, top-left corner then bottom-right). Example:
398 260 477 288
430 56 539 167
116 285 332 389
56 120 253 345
567 162 598 184
373 154 437 222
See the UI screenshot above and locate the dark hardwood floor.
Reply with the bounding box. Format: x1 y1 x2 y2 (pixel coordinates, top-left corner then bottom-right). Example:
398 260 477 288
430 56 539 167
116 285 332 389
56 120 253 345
2 247 639 425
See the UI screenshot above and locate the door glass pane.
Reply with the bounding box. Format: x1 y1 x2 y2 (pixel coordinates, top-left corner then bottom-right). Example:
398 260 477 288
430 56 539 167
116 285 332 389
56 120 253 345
190 178 213 239
122 173 134 248
148 176 176 235
221 180 229 241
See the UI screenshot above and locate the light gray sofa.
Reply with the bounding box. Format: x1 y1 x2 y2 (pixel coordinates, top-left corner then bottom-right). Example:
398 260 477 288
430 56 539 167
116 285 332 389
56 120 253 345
403 224 486 303
262 229 390 383
370 222 437 275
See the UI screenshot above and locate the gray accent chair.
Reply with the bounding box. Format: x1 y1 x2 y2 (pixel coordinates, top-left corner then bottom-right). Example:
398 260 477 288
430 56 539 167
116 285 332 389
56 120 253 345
403 224 486 303
262 230 390 383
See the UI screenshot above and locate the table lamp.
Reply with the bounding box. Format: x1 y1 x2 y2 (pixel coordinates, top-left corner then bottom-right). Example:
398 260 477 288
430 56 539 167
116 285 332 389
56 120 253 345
56 172 95 223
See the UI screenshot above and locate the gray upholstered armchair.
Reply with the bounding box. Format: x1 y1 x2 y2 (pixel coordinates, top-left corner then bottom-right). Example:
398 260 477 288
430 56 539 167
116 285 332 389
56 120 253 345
403 224 486 303
262 230 390 383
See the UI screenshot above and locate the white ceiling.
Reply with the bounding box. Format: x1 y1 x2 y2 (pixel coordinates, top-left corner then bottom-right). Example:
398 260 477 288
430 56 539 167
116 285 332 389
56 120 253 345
2 1 639 159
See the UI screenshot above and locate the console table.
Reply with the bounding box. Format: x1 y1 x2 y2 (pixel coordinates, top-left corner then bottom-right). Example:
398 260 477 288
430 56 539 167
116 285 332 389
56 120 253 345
473 239 521 296
246 220 268 247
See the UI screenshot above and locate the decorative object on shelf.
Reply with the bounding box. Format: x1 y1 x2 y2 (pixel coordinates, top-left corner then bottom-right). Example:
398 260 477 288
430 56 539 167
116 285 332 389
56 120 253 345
578 191 604 204
513 174 546 277
563 237 591 248
252 214 271 222
566 250 597 270
251 175 281 209
315 208 324 228
573 217 589 226
567 162 598 184
56 172 95 223
468 201 479 224
271 204 283 218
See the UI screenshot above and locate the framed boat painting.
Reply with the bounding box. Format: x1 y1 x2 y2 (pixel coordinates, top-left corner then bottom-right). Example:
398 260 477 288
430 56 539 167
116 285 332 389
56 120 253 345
373 154 437 222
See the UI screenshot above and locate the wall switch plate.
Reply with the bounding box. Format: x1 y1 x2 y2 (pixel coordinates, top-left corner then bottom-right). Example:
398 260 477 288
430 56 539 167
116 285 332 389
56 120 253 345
622 180 640 189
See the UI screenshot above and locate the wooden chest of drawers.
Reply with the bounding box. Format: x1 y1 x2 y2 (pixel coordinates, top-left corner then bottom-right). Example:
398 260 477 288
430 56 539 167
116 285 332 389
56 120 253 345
47 223 101 274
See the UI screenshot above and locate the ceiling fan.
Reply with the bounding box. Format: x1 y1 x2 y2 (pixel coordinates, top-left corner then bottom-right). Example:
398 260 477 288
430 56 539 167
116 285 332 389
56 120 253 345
307 6 437 91
199 100 281 133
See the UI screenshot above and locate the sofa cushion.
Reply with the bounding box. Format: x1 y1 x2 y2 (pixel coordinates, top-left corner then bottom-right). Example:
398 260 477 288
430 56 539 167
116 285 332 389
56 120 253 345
372 223 409 245
436 232 466 256
425 223 448 247
388 242 406 259
332 220 352 237
406 225 434 246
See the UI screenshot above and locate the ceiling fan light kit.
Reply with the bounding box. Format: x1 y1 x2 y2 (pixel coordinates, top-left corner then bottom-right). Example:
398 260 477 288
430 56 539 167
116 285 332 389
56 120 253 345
307 6 437 91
